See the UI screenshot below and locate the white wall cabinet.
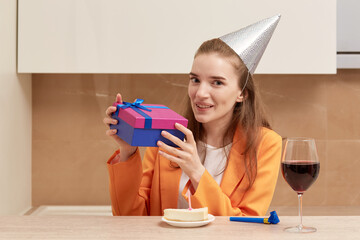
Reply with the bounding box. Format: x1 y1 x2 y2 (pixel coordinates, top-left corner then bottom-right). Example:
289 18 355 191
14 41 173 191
337 0 360 68
18 0 336 74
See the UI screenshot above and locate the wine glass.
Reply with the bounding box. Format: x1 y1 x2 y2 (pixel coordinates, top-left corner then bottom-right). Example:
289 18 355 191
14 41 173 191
281 137 320 233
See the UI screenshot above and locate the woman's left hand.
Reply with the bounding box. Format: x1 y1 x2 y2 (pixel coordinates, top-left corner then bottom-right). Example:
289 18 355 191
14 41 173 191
157 123 205 190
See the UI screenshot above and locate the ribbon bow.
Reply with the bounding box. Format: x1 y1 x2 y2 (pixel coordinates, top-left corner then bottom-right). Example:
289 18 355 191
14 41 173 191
119 99 152 112
115 98 168 129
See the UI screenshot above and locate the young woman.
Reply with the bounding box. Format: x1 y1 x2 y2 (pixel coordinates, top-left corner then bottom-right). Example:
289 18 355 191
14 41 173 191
103 16 281 216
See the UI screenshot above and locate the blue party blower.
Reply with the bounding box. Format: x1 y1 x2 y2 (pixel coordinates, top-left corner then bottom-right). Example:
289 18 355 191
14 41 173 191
229 211 280 224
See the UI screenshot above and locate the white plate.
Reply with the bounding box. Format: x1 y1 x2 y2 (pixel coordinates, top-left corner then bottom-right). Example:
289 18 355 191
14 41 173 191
162 214 215 228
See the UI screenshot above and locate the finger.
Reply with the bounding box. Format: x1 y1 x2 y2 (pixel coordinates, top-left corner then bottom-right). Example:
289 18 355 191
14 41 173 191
106 129 117 136
157 140 188 158
175 123 195 144
116 93 122 104
158 150 182 165
105 106 118 117
103 117 118 126
160 131 191 151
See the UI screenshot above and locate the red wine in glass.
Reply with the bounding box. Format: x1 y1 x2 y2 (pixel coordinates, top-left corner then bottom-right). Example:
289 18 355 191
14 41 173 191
281 138 320 233
281 161 320 192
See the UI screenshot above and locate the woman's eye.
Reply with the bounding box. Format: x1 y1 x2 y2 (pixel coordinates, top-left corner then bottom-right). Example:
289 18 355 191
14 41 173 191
214 80 223 86
190 77 200 83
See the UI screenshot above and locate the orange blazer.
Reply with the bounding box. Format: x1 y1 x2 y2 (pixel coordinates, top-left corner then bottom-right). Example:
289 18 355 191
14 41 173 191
107 127 281 216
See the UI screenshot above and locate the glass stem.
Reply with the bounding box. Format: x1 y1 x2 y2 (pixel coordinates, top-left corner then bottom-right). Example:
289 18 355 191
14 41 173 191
298 192 303 229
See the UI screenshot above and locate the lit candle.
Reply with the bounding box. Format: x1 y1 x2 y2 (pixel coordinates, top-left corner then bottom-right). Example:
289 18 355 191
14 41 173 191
187 189 192 211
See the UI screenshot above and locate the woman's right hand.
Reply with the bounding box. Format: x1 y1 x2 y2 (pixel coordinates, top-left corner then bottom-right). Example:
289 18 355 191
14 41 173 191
103 93 137 163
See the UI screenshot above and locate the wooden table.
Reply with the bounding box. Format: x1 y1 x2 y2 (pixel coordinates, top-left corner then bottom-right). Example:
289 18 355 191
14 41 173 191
0 216 359 240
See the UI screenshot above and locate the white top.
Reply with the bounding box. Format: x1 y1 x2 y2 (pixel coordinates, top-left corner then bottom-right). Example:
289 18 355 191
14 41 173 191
177 141 232 209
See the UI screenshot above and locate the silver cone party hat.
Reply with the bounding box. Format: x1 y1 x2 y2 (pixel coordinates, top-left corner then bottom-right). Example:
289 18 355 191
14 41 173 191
219 15 281 74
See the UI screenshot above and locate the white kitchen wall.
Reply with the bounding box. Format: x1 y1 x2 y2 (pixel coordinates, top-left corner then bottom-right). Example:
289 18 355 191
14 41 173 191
0 0 32 215
18 0 336 74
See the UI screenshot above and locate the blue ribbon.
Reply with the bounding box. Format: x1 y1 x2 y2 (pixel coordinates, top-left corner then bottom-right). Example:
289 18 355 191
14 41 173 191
119 99 152 112
116 99 168 129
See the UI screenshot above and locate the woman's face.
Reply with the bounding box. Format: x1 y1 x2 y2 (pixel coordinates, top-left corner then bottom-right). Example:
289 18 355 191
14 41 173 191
188 53 243 128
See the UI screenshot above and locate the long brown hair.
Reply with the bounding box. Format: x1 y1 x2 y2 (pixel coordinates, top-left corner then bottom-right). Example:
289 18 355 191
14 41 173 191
184 38 271 189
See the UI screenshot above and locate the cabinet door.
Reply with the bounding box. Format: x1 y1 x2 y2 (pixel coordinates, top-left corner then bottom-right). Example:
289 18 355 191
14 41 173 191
337 0 360 68
18 0 336 74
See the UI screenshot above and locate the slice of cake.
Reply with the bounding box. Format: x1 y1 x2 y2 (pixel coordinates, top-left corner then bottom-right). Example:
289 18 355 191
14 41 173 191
163 207 208 222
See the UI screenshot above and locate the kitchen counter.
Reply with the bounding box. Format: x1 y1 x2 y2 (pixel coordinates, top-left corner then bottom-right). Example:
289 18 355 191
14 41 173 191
0 215 359 240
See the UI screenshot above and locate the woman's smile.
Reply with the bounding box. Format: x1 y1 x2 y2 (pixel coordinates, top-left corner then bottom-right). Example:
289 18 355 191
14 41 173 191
195 102 214 111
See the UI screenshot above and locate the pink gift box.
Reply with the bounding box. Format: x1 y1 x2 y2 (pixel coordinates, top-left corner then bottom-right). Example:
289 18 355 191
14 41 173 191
110 100 188 147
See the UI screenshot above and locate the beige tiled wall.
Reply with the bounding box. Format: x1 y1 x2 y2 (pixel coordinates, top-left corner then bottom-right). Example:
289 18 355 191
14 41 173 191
32 70 360 207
